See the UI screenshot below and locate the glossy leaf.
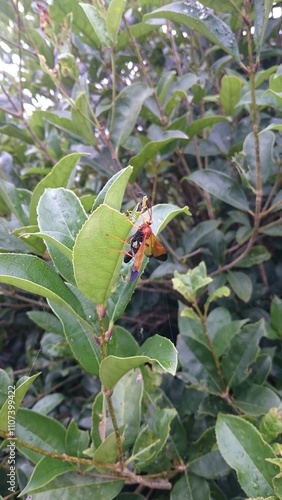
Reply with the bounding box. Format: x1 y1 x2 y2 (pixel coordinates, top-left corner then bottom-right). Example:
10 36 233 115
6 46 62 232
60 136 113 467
144 2 240 63
188 170 251 212
216 414 278 497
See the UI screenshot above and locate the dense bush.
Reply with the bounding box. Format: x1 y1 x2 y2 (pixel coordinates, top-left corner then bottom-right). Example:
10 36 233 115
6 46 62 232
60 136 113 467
1 0 282 498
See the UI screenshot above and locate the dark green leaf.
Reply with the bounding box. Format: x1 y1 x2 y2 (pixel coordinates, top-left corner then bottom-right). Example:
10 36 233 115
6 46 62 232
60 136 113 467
188 170 251 212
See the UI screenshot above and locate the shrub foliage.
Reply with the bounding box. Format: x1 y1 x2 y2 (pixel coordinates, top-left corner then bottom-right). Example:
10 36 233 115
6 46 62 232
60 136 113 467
0 0 282 498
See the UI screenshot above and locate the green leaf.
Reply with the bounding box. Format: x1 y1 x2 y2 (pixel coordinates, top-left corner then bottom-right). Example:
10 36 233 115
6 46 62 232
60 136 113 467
0 373 40 432
243 130 275 186
29 153 84 225
88 431 121 464
0 254 85 321
50 0 105 48
73 204 133 305
188 170 251 212
79 3 110 47
233 384 281 416
32 394 65 415
106 0 126 44
92 165 133 211
27 311 63 335
65 420 89 456
213 320 248 358
144 2 240 63
253 0 274 59
100 335 178 390
189 427 230 479
49 301 101 376
171 473 210 500
0 123 32 143
37 188 87 283
111 83 153 149
71 92 96 146
16 408 67 463
216 414 278 497
219 75 244 115
0 179 30 226
236 246 271 268
221 321 265 389
227 271 253 302
111 369 143 449
130 130 188 181
186 116 230 138
270 296 282 336
20 471 123 498
182 220 219 253
132 408 176 470
21 457 75 495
